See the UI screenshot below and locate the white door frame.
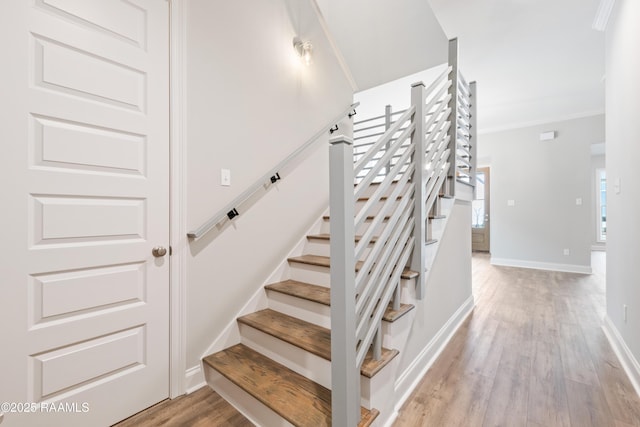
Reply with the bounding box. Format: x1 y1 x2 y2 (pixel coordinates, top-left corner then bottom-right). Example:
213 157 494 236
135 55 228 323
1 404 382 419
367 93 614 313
169 0 188 398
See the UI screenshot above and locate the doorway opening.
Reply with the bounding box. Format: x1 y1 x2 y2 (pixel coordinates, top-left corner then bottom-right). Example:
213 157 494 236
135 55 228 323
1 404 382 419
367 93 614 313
472 167 490 252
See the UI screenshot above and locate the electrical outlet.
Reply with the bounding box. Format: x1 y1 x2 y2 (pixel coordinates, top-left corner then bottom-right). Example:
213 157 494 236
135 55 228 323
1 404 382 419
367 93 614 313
507 199 515 207
563 249 570 256
576 198 582 206
221 169 231 186
624 304 628 323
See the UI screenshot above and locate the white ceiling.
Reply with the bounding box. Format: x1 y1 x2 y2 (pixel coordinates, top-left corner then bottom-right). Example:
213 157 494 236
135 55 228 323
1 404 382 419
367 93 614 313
316 0 448 91
428 0 606 132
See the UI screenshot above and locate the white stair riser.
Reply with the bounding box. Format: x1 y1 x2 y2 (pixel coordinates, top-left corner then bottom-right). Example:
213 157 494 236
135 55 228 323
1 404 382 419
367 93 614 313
266 290 331 329
357 182 406 199
400 276 419 305
381 310 415 351
430 217 446 235
320 219 389 236
355 199 401 217
204 366 294 427
288 262 418 294
239 324 376 399
288 262 331 286
305 239 372 260
425 243 438 266
360 358 399 427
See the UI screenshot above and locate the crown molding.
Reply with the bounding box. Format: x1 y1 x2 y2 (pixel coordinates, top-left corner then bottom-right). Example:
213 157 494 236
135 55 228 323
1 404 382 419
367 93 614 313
478 109 605 135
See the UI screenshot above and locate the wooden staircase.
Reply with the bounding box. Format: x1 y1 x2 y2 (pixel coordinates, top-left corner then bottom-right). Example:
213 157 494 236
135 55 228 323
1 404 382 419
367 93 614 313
202 187 455 426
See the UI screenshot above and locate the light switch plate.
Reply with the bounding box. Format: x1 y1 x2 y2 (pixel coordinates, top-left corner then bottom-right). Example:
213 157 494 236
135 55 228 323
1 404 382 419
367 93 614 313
507 199 515 207
221 169 231 186
576 198 582 206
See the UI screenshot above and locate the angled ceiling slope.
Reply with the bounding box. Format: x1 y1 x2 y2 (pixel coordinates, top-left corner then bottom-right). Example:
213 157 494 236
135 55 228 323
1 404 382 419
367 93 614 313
315 0 449 92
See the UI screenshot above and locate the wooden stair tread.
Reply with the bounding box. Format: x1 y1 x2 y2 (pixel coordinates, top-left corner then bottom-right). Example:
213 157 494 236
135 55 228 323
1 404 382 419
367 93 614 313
266 280 331 305
288 254 419 280
203 344 378 427
383 303 415 322
307 233 378 243
238 309 398 377
429 215 446 219
265 280 414 322
362 348 400 378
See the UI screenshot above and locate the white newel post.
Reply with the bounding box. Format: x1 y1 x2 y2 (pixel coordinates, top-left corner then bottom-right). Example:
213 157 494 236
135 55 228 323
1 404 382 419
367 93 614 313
329 135 360 426
410 82 427 299
447 38 460 197
469 81 478 190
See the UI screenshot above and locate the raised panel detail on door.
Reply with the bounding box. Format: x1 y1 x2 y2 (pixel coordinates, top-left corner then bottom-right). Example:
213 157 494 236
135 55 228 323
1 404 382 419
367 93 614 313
32 114 146 175
30 195 146 245
36 0 147 47
30 326 145 399
29 262 146 327
33 35 146 111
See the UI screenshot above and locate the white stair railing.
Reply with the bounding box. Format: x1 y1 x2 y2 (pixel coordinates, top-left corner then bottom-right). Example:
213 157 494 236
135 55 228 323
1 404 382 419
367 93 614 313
456 72 477 187
410 67 453 298
446 37 478 194
332 38 476 426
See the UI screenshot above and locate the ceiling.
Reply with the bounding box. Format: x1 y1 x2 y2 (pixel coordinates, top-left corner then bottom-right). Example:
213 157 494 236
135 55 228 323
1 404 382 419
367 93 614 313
427 0 606 132
315 0 448 91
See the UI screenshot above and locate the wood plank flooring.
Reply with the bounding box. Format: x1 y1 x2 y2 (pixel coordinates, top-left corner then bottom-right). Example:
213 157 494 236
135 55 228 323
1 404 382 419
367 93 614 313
394 252 640 427
115 252 640 427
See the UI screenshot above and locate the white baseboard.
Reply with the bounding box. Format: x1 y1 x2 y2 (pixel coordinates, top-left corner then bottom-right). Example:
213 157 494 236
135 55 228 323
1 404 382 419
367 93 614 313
185 365 206 394
384 295 475 427
490 257 592 274
602 316 640 398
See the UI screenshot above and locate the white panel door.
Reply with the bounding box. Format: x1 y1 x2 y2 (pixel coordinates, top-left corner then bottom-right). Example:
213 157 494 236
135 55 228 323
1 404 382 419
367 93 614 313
0 1 170 426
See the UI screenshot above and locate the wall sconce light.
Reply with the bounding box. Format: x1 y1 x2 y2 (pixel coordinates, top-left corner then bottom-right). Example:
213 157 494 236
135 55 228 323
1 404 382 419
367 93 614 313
293 37 313 66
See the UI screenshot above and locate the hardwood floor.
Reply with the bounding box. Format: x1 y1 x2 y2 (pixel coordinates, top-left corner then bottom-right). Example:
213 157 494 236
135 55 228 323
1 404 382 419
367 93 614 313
115 252 640 427
394 252 640 427
114 386 252 427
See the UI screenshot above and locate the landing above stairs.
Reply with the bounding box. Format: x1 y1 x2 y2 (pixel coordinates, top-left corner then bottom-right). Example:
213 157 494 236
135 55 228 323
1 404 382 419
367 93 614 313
203 343 379 427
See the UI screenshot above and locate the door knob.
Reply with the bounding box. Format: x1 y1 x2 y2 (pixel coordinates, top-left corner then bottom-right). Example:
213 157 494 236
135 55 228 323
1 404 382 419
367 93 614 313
152 246 167 257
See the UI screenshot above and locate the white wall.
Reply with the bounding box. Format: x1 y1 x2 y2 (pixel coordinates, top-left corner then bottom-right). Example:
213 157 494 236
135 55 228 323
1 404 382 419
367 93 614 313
399 200 473 371
354 64 448 121
478 115 604 273
605 0 640 382
185 0 353 368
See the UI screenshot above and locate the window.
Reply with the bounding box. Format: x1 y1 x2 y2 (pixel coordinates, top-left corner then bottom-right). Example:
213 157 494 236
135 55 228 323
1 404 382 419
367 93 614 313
472 172 485 228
